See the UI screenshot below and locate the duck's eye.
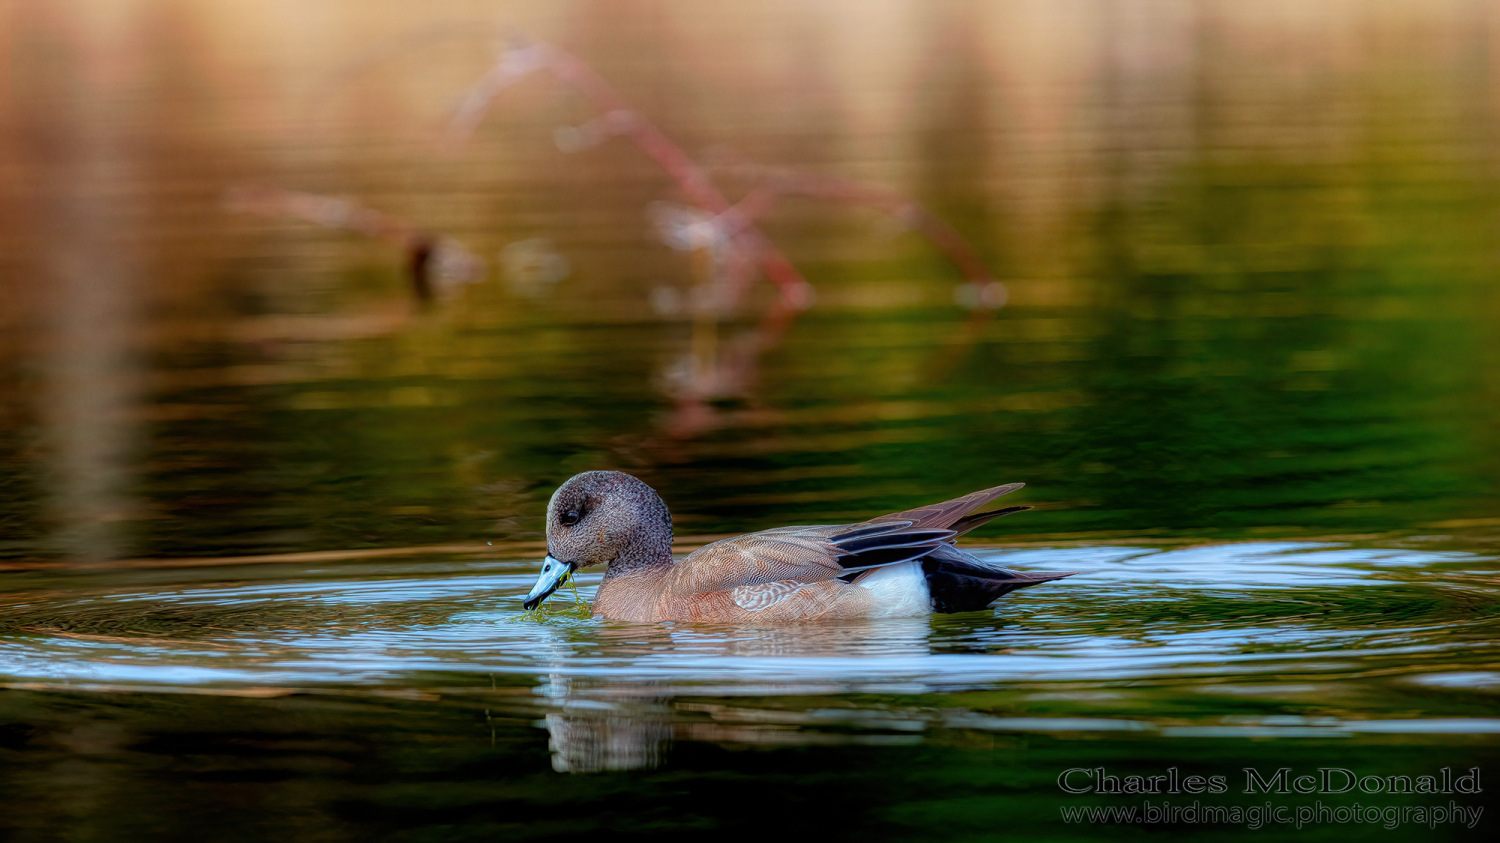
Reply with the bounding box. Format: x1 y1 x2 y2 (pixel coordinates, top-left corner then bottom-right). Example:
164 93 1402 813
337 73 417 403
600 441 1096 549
560 510 581 526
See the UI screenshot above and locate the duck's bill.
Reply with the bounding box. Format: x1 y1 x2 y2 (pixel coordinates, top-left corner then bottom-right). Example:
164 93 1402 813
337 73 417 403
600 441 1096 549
523 555 576 610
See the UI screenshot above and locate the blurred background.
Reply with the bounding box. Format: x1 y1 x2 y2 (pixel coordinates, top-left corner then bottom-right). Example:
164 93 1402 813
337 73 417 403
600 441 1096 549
2 0 1497 561
3 4 1500 841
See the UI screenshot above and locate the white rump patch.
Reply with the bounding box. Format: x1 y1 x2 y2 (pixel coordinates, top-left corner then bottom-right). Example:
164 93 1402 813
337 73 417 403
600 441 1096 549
731 581 803 612
856 560 931 617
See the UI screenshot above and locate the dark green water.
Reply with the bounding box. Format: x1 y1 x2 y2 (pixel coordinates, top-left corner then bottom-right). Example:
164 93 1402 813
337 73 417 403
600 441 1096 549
2 2 1498 840
1 541 1497 840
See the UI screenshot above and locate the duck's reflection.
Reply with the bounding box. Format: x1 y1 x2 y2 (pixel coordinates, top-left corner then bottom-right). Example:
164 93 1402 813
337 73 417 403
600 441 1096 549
695 616 935 659
537 618 934 772
538 674 674 773
543 709 674 774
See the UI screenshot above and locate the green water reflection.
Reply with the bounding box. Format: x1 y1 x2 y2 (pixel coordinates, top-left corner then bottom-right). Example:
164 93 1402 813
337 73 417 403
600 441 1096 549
1 1 1498 840
1 4 1497 560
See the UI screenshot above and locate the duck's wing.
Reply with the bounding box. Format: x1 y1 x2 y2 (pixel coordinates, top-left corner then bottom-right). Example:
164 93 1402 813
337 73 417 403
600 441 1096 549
669 484 1030 598
668 520 958 597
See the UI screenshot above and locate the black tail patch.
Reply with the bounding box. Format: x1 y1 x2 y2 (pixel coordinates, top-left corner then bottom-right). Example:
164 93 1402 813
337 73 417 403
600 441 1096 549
920 544 1074 613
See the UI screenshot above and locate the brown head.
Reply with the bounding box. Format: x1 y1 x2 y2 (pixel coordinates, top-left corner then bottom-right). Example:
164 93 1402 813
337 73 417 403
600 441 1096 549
523 471 674 609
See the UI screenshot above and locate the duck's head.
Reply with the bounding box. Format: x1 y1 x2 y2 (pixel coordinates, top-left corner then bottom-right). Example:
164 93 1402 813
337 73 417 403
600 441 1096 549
523 471 674 610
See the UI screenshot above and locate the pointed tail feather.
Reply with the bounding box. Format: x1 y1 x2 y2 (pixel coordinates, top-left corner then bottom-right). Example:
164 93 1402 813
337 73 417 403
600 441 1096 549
1006 571 1076 587
948 505 1033 539
920 543 1075 613
923 566 1075 613
869 482 1025 531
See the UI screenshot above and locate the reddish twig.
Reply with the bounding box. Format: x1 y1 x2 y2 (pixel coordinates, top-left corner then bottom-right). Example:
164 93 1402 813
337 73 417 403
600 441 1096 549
447 39 1003 313
709 158 1004 308
445 40 812 309
659 296 802 440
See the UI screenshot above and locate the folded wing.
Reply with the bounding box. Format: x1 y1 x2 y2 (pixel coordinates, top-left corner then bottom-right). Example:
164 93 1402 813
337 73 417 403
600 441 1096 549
670 483 1030 597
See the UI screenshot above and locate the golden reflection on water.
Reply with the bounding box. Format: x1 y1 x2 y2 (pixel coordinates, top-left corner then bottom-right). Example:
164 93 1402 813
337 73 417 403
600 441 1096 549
3 0 1498 561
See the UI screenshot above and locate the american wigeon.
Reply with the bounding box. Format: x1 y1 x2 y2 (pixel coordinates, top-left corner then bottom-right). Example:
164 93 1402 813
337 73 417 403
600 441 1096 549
523 471 1073 623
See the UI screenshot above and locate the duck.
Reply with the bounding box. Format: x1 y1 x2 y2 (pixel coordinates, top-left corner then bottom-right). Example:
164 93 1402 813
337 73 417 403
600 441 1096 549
522 470 1073 623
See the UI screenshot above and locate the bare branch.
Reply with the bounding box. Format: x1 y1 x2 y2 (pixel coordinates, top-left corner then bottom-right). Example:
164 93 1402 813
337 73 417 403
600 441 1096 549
444 40 812 309
711 158 1003 307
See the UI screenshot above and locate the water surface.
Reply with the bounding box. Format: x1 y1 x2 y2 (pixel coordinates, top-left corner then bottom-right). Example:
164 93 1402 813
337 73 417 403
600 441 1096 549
2 538 1497 839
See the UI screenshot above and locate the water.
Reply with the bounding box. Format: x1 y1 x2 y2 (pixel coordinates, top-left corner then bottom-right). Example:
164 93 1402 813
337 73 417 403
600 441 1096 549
3 1 1499 840
3 543 1495 694
2 540 1496 838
